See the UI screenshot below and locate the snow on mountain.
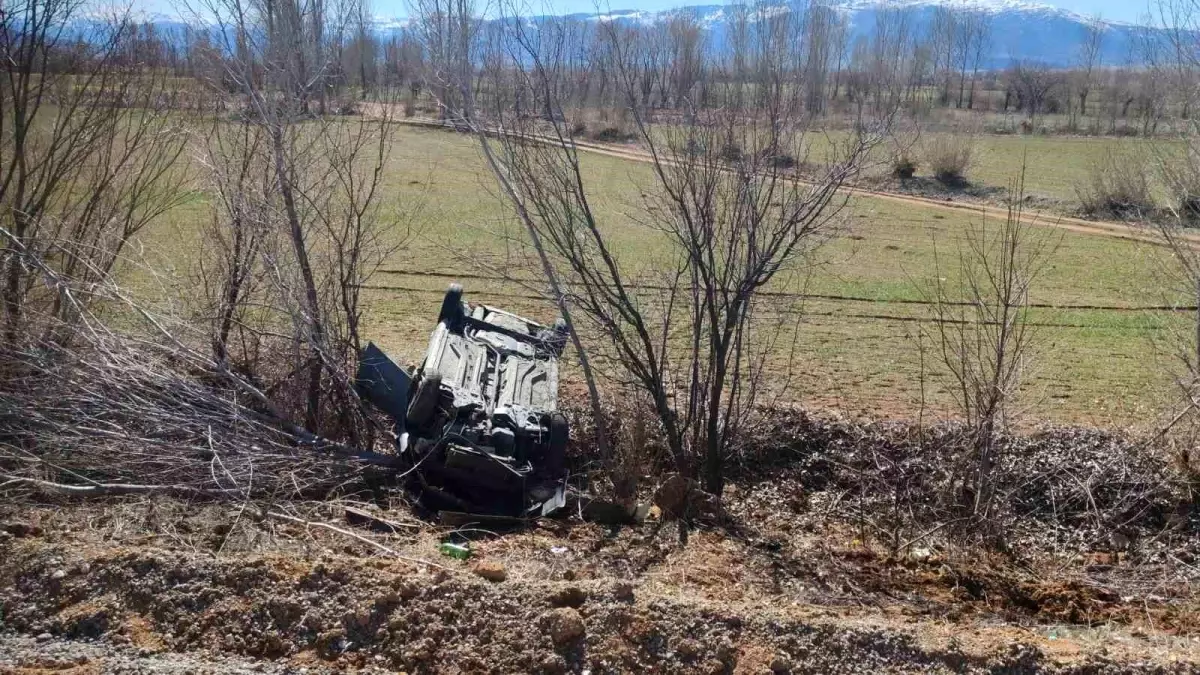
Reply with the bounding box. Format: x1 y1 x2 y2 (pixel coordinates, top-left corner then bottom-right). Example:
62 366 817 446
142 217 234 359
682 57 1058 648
547 1 1153 69
127 1 1158 70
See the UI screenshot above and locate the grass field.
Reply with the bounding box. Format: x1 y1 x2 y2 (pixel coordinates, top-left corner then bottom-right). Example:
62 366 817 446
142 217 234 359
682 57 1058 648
800 129 1175 206
145 124 1186 428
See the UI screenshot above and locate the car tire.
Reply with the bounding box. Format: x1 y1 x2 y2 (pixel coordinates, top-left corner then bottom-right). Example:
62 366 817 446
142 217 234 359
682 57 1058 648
545 412 568 476
406 372 442 429
438 283 466 333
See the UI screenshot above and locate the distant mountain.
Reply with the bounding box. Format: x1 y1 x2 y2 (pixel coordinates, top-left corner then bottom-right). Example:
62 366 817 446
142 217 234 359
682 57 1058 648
132 0 1155 70
369 0 1153 70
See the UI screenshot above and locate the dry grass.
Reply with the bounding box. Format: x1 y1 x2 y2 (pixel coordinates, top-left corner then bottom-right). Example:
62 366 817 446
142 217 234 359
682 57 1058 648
119 124 1184 428
1076 147 1155 219
923 134 975 185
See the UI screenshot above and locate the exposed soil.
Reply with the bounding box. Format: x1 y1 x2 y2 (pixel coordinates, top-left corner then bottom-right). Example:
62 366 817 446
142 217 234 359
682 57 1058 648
2 480 1197 673
862 175 1074 218
4 403 1199 673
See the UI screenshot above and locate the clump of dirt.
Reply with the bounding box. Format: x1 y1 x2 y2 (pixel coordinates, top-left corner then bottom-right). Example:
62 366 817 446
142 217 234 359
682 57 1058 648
1 503 1197 674
860 174 1072 215
3 409 1199 672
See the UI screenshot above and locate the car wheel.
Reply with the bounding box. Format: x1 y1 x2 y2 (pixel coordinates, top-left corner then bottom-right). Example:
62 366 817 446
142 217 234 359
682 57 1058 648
545 412 568 476
438 283 466 332
406 372 442 429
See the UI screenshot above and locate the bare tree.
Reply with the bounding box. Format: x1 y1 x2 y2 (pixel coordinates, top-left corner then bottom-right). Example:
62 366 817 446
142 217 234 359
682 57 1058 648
0 0 189 346
864 5 915 116
1076 16 1105 122
450 1 890 518
0 0 410 509
923 181 1055 530
664 13 705 109
185 0 403 441
803 1 839 116
962 10 992 110
413 0 479 123
930 6 961 107
1007 60 1061 122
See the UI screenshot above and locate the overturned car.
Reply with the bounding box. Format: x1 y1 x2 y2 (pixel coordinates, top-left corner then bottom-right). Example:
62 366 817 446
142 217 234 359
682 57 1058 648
357 284 571 519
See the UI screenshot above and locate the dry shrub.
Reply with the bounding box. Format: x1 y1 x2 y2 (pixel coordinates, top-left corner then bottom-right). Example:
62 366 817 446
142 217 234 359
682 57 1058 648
761 150 798 170
733 409 1199 558
1076 148 1153 219
924 134 974 185
719 140 744 163
1155 140 1200 223
562 391 663 506
0 309 375 502
591 126 635 143
607 393 660 505
888 125 922 180
892 155 918 179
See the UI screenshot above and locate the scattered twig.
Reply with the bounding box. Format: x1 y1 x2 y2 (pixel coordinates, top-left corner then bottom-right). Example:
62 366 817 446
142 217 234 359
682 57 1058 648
266 510 451 572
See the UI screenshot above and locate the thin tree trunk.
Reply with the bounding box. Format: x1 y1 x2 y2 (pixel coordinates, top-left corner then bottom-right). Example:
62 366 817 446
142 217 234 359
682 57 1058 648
271 126 325 431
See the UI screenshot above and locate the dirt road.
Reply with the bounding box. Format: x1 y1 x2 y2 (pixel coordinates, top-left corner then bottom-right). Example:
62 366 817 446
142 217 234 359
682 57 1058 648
394 116 1195 249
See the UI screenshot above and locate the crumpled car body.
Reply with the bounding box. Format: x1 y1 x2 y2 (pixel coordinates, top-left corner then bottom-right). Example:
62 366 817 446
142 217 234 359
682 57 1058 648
357 284 570 519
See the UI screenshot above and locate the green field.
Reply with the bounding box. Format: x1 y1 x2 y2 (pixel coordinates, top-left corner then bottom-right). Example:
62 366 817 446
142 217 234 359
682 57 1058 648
800 129 1175 206
147 124 1186 428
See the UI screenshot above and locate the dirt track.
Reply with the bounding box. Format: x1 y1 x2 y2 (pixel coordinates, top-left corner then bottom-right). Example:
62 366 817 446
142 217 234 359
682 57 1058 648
393 117 1196 249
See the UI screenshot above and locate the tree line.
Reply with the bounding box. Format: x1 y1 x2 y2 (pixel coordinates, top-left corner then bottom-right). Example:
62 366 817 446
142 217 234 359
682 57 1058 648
87 1 1200 136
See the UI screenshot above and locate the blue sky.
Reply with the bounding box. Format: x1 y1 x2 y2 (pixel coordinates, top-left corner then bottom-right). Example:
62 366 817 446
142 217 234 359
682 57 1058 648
140 0 1150 25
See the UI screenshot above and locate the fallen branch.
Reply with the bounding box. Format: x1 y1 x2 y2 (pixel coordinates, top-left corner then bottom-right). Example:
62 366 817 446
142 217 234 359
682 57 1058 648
1 475 240 498
266 510 450 571
342 504 422 531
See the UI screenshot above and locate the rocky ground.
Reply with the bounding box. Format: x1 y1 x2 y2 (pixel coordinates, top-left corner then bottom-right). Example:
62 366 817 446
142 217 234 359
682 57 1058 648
2 484 1198 675
3 412 1199 673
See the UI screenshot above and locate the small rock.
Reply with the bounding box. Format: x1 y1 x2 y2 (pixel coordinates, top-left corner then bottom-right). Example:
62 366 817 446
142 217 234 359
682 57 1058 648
50 569 66 581
549 586 586 608
613 582 635 601
676 638 702 658
539 653 568 674
36 633 53 642
771 656 792 673
315 629 346 656
392 578 420 599
541 607 585 646
471 560 507 583
2 522 41 538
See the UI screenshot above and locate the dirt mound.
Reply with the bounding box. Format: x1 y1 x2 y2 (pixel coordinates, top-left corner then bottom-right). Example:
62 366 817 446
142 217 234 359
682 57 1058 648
3 410 1198 673
1 526 1196 674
